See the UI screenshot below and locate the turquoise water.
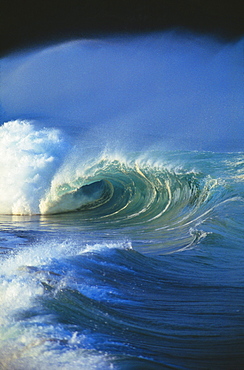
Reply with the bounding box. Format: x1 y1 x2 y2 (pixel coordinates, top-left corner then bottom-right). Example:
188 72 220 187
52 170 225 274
0 33 244 369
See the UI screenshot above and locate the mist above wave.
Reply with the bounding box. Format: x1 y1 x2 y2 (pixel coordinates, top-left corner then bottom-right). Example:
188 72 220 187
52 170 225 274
1 31 243 151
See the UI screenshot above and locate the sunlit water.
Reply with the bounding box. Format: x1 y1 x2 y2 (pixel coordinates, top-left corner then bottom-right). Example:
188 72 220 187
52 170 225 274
0 32 244 369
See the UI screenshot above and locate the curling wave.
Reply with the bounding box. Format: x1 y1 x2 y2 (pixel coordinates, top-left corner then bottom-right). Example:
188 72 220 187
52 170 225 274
0 120 227 254
41 154 202 220
41 151 223 254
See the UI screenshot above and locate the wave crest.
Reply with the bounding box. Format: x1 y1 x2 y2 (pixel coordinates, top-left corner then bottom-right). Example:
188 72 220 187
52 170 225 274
1 120 222 253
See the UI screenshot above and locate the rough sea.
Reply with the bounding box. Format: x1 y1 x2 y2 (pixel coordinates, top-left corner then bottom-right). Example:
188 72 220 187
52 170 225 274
0 32 244 369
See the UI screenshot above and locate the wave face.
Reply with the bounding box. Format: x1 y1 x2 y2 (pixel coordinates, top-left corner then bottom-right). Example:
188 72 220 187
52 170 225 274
1 119 240 256
0 33 244 370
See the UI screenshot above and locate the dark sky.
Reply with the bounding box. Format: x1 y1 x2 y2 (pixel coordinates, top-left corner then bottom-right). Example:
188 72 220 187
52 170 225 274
1 0 244 55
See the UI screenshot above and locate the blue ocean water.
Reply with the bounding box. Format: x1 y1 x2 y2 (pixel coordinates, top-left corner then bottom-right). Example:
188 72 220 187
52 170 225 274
0 33 244 369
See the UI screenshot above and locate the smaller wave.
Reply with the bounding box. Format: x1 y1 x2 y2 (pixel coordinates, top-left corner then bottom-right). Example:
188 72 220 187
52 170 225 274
0 236 132 369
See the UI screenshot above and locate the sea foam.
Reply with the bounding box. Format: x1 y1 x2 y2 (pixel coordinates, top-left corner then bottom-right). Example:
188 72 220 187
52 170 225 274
0 120 67 214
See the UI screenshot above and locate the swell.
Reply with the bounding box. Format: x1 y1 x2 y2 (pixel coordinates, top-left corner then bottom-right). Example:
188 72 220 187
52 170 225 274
3 242 242 370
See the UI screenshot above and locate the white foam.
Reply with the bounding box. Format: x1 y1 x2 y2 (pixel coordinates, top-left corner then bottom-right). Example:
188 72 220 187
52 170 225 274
0 120 67 215
0 238 132 307
0 238 129 368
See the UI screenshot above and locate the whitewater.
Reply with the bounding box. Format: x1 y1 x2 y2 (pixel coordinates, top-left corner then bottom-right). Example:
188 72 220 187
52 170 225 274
0 32 244 369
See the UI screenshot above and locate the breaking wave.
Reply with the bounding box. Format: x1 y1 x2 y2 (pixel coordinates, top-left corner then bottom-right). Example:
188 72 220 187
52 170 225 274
0 119 230 254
